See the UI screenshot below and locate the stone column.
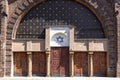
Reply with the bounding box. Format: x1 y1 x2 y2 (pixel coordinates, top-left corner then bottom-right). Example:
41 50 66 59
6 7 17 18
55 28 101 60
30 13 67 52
88 51 93 77
69 51 74 77
27 52 32 77
46 51 50 77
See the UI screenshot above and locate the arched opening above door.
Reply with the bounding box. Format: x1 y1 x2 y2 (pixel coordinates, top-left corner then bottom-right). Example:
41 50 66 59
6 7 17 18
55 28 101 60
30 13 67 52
15 0 105 39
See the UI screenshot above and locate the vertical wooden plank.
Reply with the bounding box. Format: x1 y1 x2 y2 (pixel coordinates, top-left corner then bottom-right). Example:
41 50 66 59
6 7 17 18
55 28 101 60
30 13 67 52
74 52 88 76
14 52 28 76
93 52 107 76
32 52 46 76
51 47 69 77
51 47 60 76
60 47 69 77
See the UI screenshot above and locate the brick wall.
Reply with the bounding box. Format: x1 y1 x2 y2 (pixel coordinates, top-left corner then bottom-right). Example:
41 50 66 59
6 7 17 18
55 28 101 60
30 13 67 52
115 0 120 77
0 0 9 77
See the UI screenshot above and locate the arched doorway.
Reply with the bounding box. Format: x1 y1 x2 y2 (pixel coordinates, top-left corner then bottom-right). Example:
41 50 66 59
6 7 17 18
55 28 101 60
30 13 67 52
12 0 107 77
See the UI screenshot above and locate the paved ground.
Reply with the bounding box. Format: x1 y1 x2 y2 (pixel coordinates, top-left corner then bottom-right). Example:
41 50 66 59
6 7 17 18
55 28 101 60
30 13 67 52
0 77 120 80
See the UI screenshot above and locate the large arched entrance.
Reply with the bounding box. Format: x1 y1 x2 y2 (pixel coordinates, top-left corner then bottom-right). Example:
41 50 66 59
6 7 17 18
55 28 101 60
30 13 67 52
12 0 107 77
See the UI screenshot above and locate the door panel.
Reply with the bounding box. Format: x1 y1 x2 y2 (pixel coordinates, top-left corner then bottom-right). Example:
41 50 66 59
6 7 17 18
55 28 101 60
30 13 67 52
51 48 60 76
74 52 88 76
14 52 28 76
60 47 69 76
93 52 107 76
32 52 46 76
51 47 69 77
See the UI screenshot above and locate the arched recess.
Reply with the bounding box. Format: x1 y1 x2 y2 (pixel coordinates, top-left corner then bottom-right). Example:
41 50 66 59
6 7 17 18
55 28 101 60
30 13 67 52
8 0 107 39
15 0 105 39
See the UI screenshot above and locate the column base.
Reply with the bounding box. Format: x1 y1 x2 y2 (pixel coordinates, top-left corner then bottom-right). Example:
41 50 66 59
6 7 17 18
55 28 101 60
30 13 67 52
46 75 50 77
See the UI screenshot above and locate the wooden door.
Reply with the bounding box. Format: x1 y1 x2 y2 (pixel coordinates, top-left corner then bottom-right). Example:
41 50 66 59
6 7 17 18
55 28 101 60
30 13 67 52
14 52 28 76
93 52 107 76
32 52 46 76
60 47 69 76
74 52 88 76
51 47 69 77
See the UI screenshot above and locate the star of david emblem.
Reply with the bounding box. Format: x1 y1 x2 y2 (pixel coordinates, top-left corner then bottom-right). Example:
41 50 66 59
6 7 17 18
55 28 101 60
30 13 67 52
56 36 64 43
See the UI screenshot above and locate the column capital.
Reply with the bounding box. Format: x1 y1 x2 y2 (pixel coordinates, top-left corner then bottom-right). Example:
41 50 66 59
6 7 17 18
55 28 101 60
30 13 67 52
88 51 93 55
70 51 74 55
27 51 32 55
46 51 50 55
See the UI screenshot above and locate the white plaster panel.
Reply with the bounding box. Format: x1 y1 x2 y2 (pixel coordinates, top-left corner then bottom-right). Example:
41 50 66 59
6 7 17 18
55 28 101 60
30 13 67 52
89 40 107 51
72 39 107 51
26 41 32 51
72 41 88 51
32 40 45 51
12 41 26 51
50 27 70 47
12 40 45 51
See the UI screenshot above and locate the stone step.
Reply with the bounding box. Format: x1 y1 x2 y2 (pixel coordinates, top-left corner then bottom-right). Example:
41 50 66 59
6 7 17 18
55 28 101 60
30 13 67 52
0 77 119 80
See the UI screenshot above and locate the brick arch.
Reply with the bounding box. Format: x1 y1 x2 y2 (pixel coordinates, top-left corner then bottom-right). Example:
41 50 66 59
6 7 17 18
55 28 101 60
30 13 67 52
6 0 116 76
